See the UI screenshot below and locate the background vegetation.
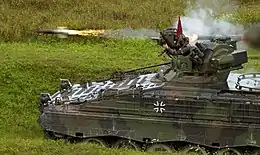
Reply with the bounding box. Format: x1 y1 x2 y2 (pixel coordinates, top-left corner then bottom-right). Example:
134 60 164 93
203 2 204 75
0 0 260 154
0 0 260 41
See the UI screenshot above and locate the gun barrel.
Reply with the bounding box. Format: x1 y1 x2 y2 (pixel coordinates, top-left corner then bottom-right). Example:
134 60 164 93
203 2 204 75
196 35 243 41
123 61 172 73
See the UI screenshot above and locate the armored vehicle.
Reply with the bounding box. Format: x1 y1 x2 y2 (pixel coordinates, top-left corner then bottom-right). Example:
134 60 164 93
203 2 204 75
37 21 260 154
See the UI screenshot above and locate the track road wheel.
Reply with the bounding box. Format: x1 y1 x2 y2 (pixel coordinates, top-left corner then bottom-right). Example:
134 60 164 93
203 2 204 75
252 149 260 155
146 143 175 154
83 138 107 147
53 132 63 139
64 137 75 144
182 145 208 155
215 148 242 155
43 130 57 140
114 139 141 151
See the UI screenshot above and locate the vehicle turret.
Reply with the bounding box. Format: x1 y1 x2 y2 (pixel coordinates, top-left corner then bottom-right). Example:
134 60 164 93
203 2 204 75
149 26 248 90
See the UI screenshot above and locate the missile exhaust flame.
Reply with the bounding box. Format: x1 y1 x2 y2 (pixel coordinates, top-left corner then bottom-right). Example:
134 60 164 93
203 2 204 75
187 34 199 42
37 27 107 38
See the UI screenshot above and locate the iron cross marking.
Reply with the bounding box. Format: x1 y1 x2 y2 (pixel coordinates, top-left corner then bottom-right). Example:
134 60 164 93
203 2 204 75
153 101 166 113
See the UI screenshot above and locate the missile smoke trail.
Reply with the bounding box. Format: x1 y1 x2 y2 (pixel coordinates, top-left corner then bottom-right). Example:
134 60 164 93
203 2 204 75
100 0 259 47
102 0 260 49
102 28 159 39
100 0 243 39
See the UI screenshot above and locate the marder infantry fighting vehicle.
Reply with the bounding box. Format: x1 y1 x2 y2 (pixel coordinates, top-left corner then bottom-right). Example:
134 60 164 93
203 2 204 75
37 18 260 155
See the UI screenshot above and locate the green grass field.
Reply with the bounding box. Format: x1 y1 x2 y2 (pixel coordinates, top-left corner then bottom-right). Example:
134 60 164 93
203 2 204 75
1 0 260 154
1 40 260 155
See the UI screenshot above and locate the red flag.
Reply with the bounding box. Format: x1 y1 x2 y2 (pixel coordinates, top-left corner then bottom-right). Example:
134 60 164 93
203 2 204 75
176 16 183 36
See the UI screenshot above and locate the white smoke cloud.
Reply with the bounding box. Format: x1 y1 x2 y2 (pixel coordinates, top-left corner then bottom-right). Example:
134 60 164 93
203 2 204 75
178 0 245 36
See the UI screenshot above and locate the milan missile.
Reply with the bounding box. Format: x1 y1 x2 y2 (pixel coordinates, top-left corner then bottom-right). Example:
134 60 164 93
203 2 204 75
36 27 106 38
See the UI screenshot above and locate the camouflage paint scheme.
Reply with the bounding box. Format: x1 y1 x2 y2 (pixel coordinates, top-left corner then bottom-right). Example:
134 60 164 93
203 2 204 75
38 29 260 154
